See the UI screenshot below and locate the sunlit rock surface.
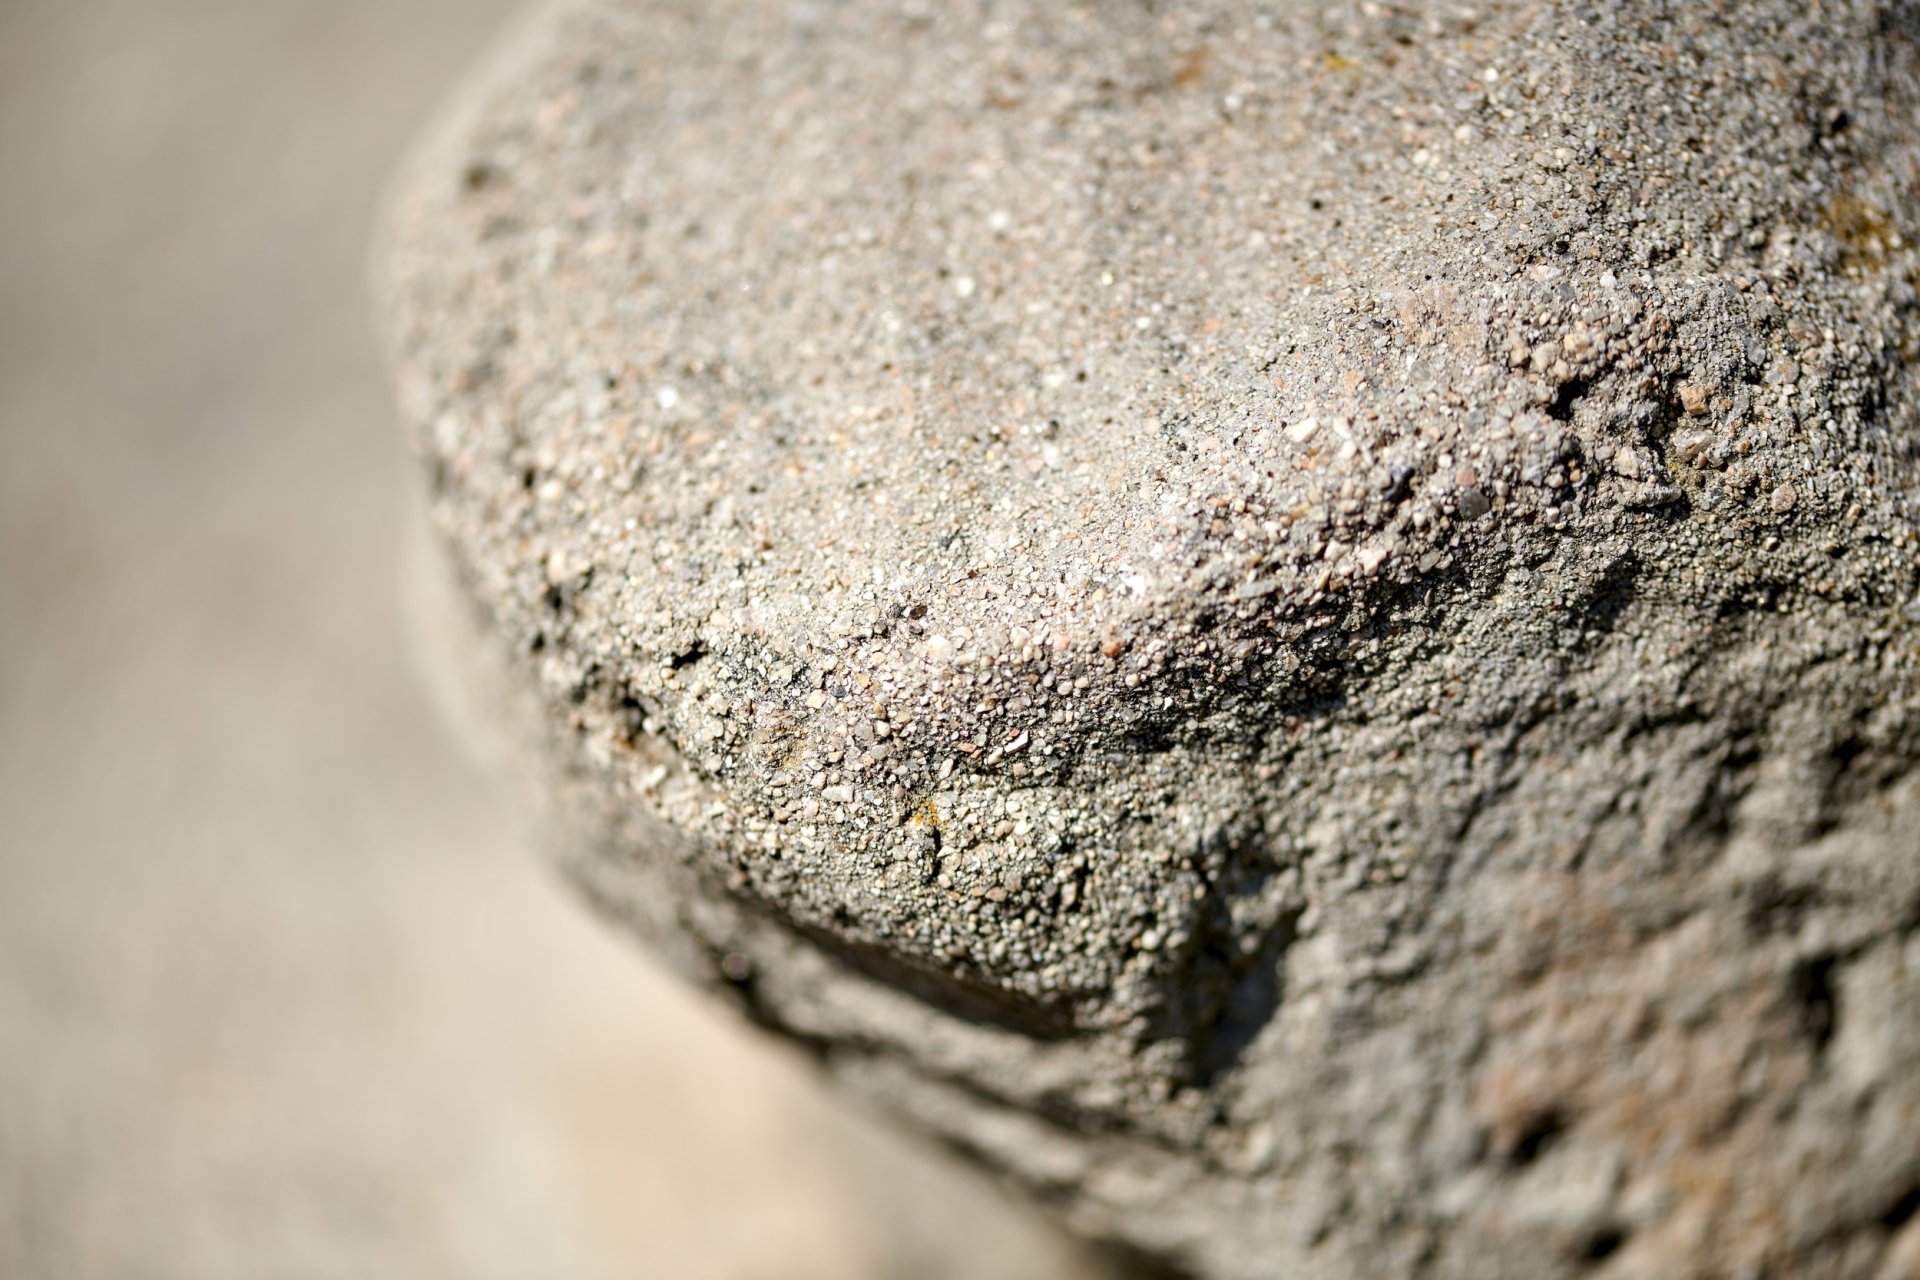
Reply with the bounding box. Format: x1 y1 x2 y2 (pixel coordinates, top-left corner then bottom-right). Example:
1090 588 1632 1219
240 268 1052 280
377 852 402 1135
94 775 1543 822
385 2 1920 1274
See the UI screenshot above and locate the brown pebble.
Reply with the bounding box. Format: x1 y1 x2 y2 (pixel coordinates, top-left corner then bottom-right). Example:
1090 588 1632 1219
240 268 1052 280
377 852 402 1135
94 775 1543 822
1679 384 1713 416
1771 482 1797 513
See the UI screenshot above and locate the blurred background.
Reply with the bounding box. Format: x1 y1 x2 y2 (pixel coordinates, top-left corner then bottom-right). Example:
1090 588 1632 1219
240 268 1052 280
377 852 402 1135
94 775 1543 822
0 2 1095 1276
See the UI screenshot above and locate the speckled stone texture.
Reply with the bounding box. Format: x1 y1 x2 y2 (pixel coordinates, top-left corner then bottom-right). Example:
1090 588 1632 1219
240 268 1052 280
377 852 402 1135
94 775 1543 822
382 1 1920 1276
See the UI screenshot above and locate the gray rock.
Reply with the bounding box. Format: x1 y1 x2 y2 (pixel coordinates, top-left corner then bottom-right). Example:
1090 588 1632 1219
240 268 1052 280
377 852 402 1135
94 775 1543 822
381 1 1920 1275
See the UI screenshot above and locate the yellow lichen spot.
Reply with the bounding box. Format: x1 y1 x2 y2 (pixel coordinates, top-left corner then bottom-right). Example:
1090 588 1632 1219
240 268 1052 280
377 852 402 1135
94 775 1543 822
1822 194 1902 271
908 797 942 831
1322 51 1355 72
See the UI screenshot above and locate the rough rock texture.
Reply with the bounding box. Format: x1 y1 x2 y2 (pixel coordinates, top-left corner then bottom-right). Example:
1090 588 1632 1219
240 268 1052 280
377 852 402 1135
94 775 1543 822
382 1 1920 1276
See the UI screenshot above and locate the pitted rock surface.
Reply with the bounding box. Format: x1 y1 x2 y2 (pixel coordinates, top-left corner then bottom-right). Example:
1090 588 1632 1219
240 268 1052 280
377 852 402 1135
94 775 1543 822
383 2 1920 1276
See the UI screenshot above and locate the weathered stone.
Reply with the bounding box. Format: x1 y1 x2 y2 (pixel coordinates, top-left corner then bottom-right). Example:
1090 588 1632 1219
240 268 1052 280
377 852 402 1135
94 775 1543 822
382 1 1920 1275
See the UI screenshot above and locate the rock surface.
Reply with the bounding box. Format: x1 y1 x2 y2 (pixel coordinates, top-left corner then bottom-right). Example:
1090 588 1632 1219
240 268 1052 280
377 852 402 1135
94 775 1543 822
384 1 1920 1275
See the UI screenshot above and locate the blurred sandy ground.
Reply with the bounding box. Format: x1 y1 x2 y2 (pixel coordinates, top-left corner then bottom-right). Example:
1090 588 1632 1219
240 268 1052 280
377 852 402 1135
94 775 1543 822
0 3 1098 1276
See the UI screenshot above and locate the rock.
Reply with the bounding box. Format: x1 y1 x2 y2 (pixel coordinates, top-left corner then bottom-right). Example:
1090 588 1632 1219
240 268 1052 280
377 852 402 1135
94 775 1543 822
381 1 1920 1276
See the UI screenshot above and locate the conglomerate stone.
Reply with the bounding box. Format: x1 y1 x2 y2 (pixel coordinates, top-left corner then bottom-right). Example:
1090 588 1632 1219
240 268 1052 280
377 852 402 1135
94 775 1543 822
382 2 1920 1275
